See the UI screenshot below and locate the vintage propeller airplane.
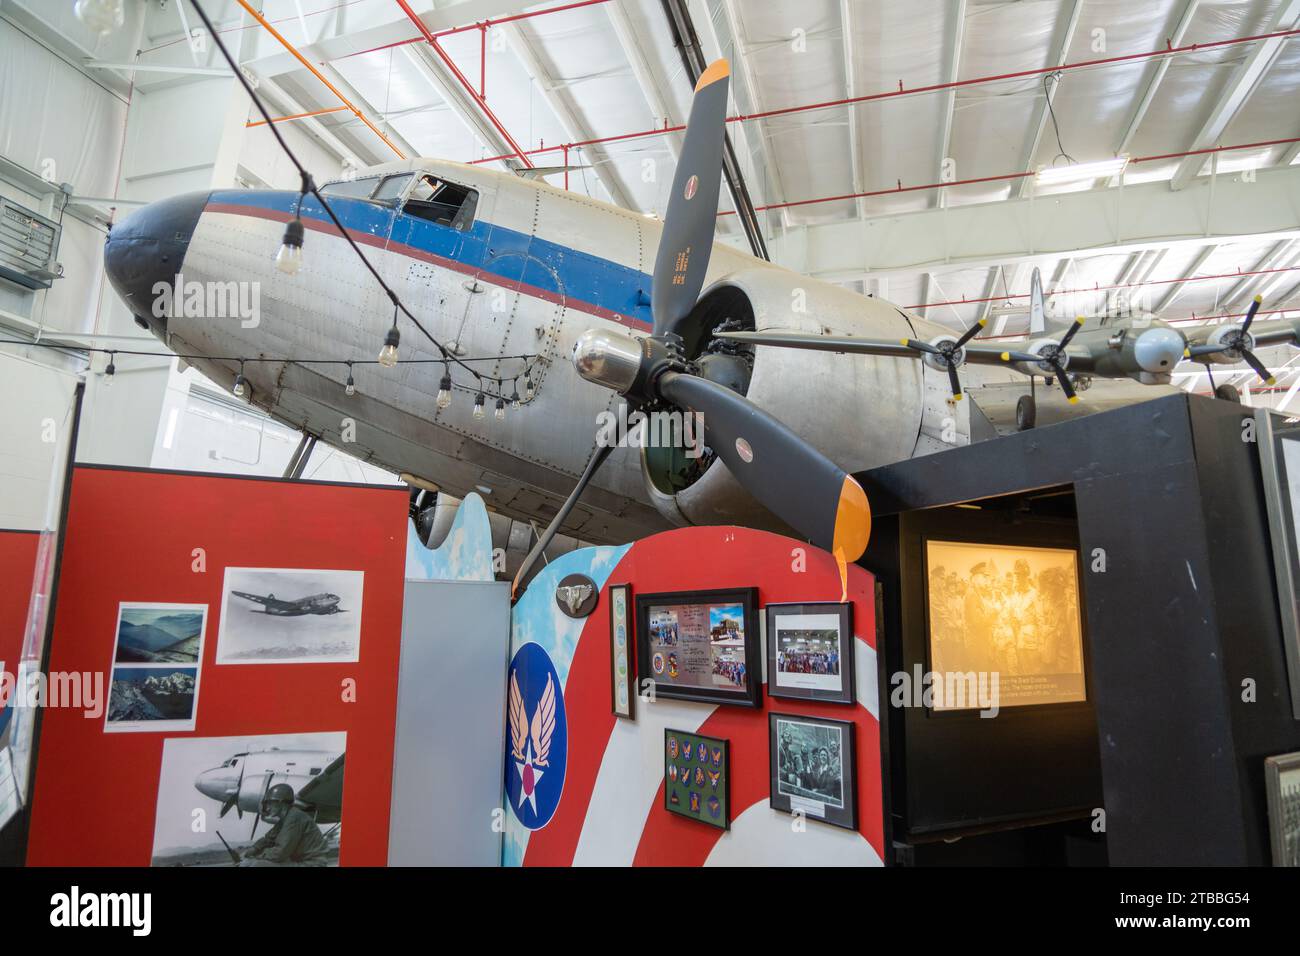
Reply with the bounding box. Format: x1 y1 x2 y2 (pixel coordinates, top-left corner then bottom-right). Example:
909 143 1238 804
195 746 344 841
231 590 345 616
102 56 1299 590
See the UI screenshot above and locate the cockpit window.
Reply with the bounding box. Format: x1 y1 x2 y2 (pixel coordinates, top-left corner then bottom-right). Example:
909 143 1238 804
319 176 380 199
372 174 413 204
403 175 478 231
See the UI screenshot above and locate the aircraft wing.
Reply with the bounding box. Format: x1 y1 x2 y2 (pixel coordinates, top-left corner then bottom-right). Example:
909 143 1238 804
716 330 1095 373
231 591 296 612
296 753 344 823
1207 315 1300 349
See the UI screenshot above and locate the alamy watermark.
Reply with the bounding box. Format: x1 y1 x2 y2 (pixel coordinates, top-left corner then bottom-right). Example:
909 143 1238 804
152 273 261 328
595 406 705 456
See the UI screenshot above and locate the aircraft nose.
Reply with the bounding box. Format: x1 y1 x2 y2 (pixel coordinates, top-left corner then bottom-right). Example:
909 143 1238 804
1134 326 1186 373
194 767 230 802
104 190 210 336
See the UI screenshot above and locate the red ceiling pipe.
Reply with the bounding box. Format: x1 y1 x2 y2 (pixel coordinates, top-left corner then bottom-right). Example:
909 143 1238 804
339 0 612 61
393 0 534 168
909 265 1300 312
468 28 1300 166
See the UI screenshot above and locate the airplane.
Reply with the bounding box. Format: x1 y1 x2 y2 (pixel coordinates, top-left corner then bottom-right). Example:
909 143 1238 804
231 590 345 616
194 746 344 840
101 54 1300 583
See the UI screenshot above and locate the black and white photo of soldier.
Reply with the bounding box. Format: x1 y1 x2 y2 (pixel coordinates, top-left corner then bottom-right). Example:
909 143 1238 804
776 718 845 808
926 542 1083 687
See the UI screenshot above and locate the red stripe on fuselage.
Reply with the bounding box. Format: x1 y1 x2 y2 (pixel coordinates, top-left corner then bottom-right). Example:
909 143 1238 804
203 201 647 330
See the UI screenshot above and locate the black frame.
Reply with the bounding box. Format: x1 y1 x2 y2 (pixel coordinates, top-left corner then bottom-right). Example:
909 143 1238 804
636 587 760 707
608 583 635 719
768 712 857 831
766 601 855 704
663 728 730 830
1254 409 1300 720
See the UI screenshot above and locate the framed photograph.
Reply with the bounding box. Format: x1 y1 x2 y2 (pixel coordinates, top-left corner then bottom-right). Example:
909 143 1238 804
105 602 208 734
768 713 857 831
609 583 635 719
1265 750 1300 866
1254 409 1300 719
216 567 364 664
767 602 854 704
636 588 760 707
924 539 1086 711
663 728 729 830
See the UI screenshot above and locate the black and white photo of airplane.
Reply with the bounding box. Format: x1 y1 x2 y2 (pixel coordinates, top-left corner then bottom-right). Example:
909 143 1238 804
231 590 346 616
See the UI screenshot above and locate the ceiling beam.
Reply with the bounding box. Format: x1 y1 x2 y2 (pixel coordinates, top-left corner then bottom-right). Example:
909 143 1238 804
935 0 967 209
1152 243 1218 314
660 0 769 259
400 44 520 167
498 22 637 207
840 0 866 218
1011 0 1084 199
764 163 1300 281
1111 0 1201 160
1220 239 1296 308
1169 0 1300 190
605 0 681 162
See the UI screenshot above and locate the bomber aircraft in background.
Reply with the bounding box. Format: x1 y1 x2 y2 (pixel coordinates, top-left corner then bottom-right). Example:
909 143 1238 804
231 590 345 616
102 57 1300 583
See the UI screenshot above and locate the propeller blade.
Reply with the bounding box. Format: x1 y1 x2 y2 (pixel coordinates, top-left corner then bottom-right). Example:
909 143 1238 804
656 371 871 566
1000 349 1041 363
946 363 963 401
1049 360 1079 403
1241 294 1263 334
1058 315 1085 348
902 338 941 355
1185 343 1224 359
953 318 987 349
219 796 236 819
511 441 615 601
652 60 730 339
1240 348 1276 385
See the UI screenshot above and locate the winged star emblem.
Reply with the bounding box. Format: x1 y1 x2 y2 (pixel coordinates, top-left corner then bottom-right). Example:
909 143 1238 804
557 582 594 615
509 669 556 815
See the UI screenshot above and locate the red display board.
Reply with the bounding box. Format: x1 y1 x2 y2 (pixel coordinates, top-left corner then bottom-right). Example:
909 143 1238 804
25 466 408 866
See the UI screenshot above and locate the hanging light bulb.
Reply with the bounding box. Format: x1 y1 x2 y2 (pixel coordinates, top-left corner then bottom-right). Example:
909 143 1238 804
275 218 305 275
345 362 356 396
103 352 116 387
75 0 125 36
436 369 453 409
233 361 248 399
511 380 521 409
378 323 400 367
494 397 506 422
473 391 486 420
524 375 535 401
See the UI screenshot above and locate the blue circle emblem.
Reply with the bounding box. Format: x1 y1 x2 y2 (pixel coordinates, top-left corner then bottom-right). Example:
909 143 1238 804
505 642 568 830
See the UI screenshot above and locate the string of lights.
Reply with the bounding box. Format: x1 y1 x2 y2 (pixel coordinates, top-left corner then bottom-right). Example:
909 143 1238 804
78 0 545 421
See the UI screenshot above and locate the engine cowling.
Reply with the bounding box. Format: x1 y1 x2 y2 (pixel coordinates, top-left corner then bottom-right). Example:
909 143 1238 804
636 272 932 534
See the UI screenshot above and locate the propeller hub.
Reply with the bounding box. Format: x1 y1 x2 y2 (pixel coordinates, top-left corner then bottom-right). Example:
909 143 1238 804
573 328 645 394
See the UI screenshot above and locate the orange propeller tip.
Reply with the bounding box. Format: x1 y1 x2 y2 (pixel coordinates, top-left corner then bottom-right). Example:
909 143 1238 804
832 476 872 565
1000 351 1011 361
899 338 909 346
1254 294 1264 303
1183 349 1191 358
977 318 987 327
1268 377 1277 385
1068 395 1081 404
695 59 730 91
1075 316 1085 325
953 393 964 401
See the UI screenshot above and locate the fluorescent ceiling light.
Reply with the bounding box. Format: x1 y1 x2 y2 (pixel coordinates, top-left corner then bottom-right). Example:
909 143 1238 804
1036 156 1130 186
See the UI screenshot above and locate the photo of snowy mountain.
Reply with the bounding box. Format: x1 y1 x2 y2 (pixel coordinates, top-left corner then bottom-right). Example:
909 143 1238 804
114 607 206 664
105 603 208 733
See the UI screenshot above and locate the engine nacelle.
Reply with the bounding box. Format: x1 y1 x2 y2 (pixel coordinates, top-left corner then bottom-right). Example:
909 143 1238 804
636 271 936 534
1199 324 1253 365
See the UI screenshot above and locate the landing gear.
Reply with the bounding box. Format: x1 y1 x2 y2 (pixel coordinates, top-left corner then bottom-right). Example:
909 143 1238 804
1016 393 1037 431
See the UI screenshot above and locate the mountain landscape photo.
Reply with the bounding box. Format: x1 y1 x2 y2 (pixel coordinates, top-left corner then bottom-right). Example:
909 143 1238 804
115 607 204 664
107 667 197 724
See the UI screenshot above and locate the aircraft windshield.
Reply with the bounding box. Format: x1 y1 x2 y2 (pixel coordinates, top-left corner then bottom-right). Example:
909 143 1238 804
319 176 380 199
403 175 477 231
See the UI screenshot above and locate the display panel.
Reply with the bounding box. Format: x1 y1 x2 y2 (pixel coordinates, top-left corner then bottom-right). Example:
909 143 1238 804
1266 751 1300 867
925 539 1085 710
663 729 729 830
1255 409 1300 719
636 588 760 707
608 584 634 719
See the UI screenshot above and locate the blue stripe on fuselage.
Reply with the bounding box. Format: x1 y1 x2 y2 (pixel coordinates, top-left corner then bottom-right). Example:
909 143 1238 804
208 189 654 326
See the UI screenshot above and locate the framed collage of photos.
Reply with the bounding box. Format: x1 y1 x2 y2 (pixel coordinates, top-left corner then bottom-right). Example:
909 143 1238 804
664 728 730 830
105 602 208 734
766 602 854 704
768 713 857 831
609 583 635 719
636 587 760 707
